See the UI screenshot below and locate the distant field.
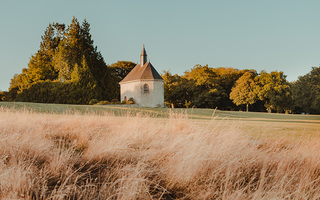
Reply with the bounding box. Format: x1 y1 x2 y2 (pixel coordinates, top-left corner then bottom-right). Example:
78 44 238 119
1 101 319 139
1 101 319 120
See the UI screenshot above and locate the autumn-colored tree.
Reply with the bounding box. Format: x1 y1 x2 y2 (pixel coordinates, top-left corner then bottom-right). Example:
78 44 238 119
183 65 245 109
254 71 292 113
230 72 257 112
163 65 256 109
162 71 193 107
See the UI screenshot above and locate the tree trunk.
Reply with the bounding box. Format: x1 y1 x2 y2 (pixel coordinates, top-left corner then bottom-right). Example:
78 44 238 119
246 104 249 112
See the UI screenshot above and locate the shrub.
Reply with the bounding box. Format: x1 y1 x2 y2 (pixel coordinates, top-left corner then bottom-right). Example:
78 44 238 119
128 97 134 103
96 101 109 105
111 99 120 104
89 99 99 105
121 100 127 104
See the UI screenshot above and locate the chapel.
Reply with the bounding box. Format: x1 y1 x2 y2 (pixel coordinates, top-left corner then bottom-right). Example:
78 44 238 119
119 45 164 107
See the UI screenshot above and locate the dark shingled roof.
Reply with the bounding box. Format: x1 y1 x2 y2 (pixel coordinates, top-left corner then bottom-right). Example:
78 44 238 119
120 62 163 84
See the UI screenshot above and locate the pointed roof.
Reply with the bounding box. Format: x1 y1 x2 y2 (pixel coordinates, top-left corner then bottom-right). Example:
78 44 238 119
141 44 147 56
120 62 163 84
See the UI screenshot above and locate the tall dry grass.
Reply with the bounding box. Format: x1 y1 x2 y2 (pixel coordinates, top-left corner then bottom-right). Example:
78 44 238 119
1 107 320 199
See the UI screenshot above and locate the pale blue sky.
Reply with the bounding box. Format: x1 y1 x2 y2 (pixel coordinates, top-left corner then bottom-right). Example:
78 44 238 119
1 0 320 91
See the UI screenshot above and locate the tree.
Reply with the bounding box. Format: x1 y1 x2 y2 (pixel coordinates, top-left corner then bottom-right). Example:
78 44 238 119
254 71 292 113
293 67 320 114
163 65 256 109
183 65 224 108
9 17 117 104
230 72 257 112
183 65 245 109
162 71 192 107
110 61 136 82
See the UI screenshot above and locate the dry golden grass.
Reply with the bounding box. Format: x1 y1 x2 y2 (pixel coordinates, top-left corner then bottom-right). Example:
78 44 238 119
1 107 320 199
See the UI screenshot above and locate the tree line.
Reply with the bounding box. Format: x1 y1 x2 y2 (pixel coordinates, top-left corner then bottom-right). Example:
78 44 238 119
1 17 319 114
163 66 320 114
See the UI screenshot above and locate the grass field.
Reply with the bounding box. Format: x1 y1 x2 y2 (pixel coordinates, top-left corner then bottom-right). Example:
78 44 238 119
1 102 320 199
1 101 320 139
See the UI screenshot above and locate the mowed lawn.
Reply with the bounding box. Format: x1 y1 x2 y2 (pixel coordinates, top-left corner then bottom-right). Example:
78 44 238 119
1 101 320 139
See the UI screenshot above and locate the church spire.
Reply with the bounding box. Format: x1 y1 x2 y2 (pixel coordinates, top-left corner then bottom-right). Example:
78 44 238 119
140 44 147 66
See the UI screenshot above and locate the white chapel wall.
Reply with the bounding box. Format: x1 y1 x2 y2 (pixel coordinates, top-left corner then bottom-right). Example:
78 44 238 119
152 80 164 107
120 80 164 107
120 81 141 104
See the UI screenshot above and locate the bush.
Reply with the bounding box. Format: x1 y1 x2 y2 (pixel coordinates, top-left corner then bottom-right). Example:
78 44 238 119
111 99 120 104
13 81 104 105
89 99 99 105
96 101 109 105
128 97 134 103
121 100 127 104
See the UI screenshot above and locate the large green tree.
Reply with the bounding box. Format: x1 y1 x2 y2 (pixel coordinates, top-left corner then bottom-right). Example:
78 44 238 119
230 72 257 112
292 67 320 114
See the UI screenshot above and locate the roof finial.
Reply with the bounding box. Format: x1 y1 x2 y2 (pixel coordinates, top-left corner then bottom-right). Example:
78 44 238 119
141 44 147 56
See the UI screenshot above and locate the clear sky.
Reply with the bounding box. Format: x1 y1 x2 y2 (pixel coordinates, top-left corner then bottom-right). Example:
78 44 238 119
1 0 320 91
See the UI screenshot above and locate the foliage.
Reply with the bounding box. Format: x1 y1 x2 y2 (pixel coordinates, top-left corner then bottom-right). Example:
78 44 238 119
0 91 7 101
163 66 295 113
89 99 99 105
162 71 192 108
9 17 117 104
96 101 110 105
230 72 257 112
110 61 136 82
111 99 120 104
254 71 293 113
163 66 256 110
109 61 136 98
293 67 320 114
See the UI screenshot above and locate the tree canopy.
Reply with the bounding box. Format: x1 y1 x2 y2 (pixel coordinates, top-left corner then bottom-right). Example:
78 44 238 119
8 17 117 104
254 71 292 113
293 67 320 114
230 72 257 112
162 66 298 113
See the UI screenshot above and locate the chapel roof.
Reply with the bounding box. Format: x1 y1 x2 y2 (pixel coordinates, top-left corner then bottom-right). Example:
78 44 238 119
141 44 147 56
120 62 163 84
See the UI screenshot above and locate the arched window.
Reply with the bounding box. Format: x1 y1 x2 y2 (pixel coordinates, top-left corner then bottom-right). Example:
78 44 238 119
143 84 149 94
